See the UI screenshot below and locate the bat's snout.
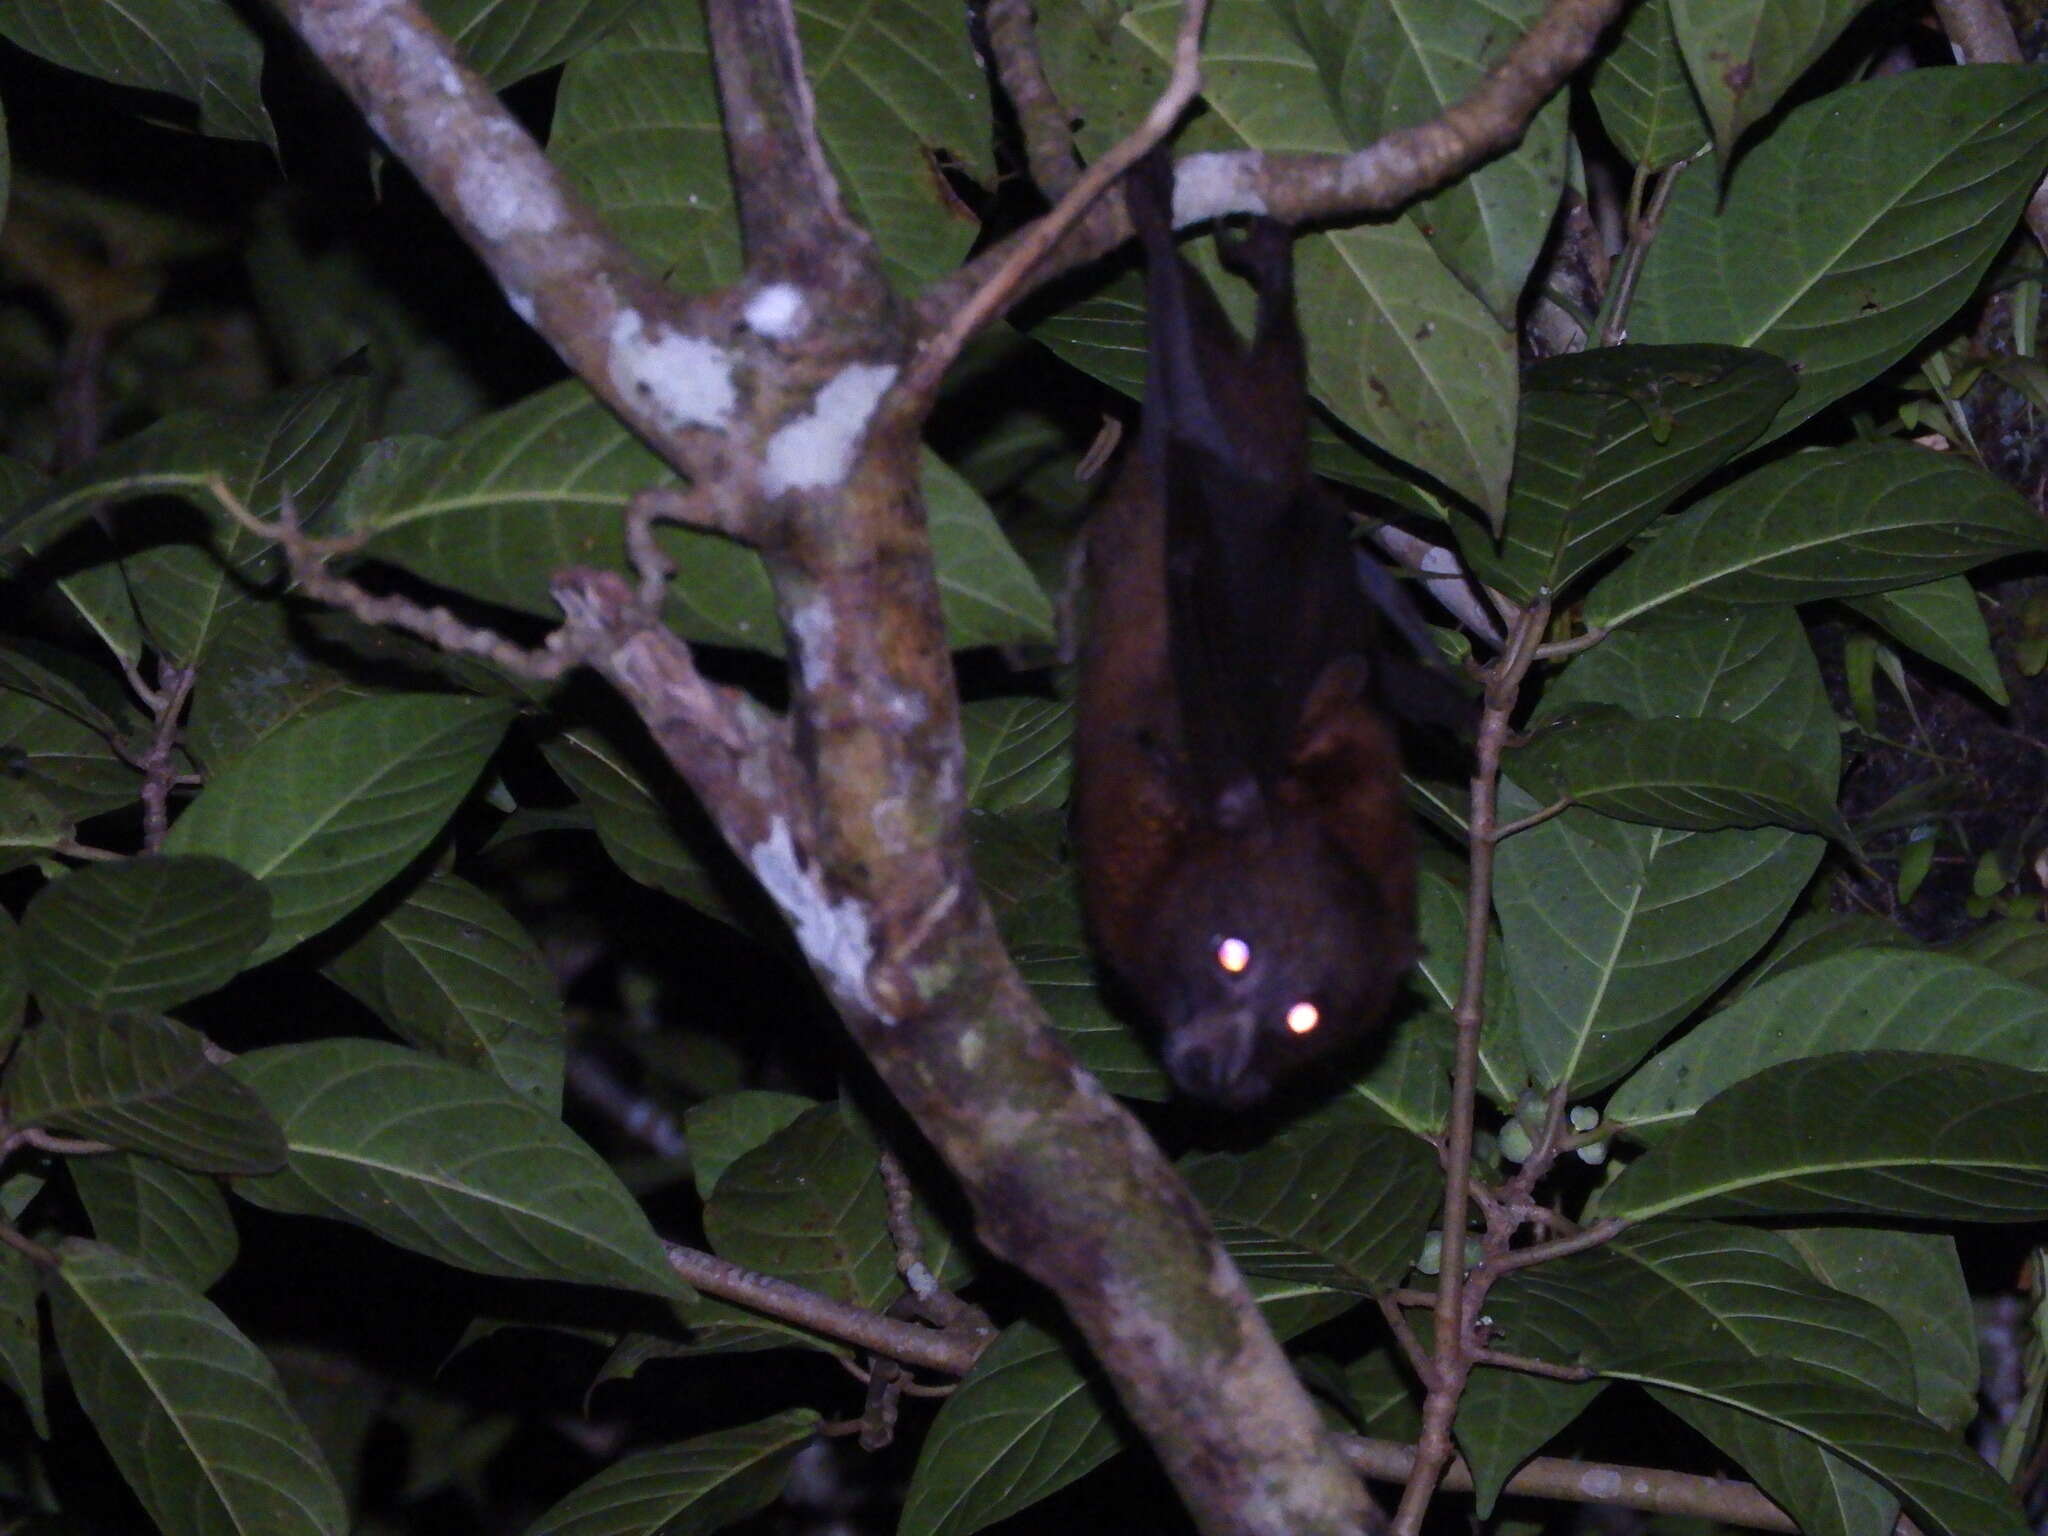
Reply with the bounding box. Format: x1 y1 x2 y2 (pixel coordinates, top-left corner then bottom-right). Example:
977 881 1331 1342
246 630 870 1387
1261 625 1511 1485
1163 1009 1267 1106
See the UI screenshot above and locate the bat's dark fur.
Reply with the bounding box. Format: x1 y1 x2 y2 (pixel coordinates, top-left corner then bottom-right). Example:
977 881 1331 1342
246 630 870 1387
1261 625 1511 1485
1074 153 1419 1107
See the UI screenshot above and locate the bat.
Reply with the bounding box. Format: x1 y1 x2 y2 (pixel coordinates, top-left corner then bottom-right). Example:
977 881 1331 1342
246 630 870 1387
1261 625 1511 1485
1073 152 1420 1108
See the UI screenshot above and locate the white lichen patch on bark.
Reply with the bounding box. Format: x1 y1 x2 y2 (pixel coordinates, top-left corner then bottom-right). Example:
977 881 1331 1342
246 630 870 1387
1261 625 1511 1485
744 283 806 339
1174 152 1268 223
748 820 878 1014
609 309 738 430
455 120 567 241
763 362 898 495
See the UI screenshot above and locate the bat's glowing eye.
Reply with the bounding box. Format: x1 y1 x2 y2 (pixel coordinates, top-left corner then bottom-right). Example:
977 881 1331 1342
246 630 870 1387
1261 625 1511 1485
1216 937 1252 974
1285 1001 1321 1035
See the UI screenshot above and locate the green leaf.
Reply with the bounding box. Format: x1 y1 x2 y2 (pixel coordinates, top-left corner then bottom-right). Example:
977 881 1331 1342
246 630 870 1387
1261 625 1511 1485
1586 442 2047 629
1495 609 1829 1093
682 1091 816 1202
551 3 737 292
322 873 564 1109
1510 715 1851 843
1411 862 1524 1112
541 728 743 926
1589 0 1709 170
1036 0 1517 518
181 600 379 773
1466 345 1794 603
523 1409 820 1536
231 1040 688 1300
901 1275 1349 1536
1781 1227 1977 1431
1720 911 1914 1004
1630 66 2048 441
968 809 1168 1101
1669 0 1877 159
163 693 514 964
1453 1265 1608 1513
554 0 987 295
349 383 1045 649
923 451 1056 648
1284 0 1567 325
1602 1348 2027 1536
49 1239 346 1536
111 377 374 667
1610 950 2048 1138
1598 1051 2048 1223
23 856 271 1015
0 685 139 824
419 0 644 86
1951 918 2048 991
960 697 1071 812
8 1013 285 1174
1181 1102 1438 1294
0 906 24 1058
700 1103 902 1311
1658 1391 1898 1536
73 1153 237 1294
1843 578 2007 704
0 1241 44 1437
0 1 271 146
898 1321 1123 1536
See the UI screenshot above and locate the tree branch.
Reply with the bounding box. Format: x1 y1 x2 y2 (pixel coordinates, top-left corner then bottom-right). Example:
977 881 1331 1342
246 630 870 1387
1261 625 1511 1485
917 0 1629 338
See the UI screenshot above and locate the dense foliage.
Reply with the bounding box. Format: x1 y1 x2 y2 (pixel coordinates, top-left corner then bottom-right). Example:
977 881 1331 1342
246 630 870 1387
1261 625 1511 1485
2 1 2048 1534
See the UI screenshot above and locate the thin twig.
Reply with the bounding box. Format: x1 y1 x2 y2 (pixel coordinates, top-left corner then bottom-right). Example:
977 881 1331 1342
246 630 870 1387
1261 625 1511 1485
904 0 1209 399
1377 1293 1438 1389
1490 798 1571 841
0 1222 56 1269
985 0 1083 202
139 660 197 852
660 1241 983 1378
1393 599 1550 1536
1595 155 1694 348
1470 1347 1596 1382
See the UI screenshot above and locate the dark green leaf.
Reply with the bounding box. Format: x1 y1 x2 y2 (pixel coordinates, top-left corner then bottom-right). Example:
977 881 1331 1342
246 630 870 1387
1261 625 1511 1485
1844 579 2007 704
1610 951 2048 1138
1036 0 1517 517
701 1104 901 1311
23 856 270 1015
0 1 271 145
1951 918 2048 991
0 906 23 1058
419 0 644 86
163 693 514 964
682 1092 816 1202
1588 442 2046 628
1589 0 1709 169
1286 0 1566 325
0 1241 44 1437
73 1153 237 1293
1598 1052 2048 1222
542 728 743 926
1466 346 1793 603
1602 1349 2026 1536
1454 1265 1609 1513
960 697 1071 813
8 1013 284 1174
0 685 139 823
1630 66 2048 441
230 1040 688 1300
1781 1228 1976 1430
523 1409 820 1536
1510 715 1851 843
1669 0 1879 159
323 873 564 1109
50 1240 346 1536
1495 610 1829 1093
1722 912 1915 1005
1181 1102 1438 1294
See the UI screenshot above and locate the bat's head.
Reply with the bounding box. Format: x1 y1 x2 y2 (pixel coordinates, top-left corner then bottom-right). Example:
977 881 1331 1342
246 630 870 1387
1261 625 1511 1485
1142 817 1414 1107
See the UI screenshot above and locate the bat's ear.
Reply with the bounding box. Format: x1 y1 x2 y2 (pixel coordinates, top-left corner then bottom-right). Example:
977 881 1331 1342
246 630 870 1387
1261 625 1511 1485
1290 655 1378 767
